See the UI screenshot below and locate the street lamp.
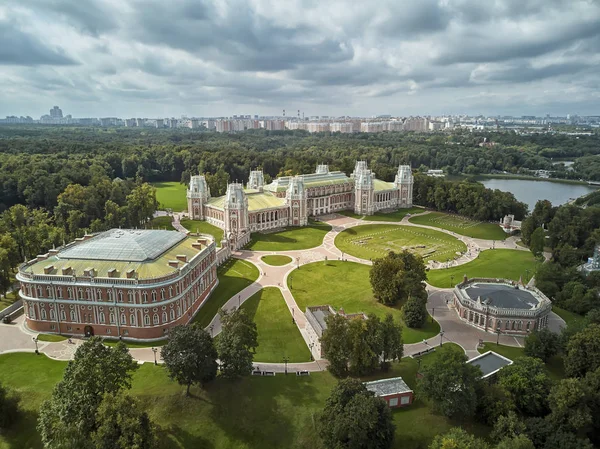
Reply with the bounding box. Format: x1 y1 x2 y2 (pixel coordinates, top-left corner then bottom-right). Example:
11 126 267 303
525 269 530 283
439 330 444 347
152 347 158 365
238 295 241 308
431 308 435 322
297 257 300 269
450 274 454 288
209 324 214 337
32 336 39 355
496 328 502 345
292 308 295 324
290 275 292 290
283 356 290 375
309 343 314 361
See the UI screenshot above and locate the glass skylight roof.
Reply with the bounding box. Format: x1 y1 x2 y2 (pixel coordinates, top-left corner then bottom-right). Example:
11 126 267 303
59 229 186 262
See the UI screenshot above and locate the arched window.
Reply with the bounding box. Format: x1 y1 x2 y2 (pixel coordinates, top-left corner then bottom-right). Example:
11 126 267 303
177 306 181 317
78 288 83 300
130 315 136 326
143 292 148 303
526 321 531 331
57 287 63 298
50 309 55 320
107 290 113 302
170 309 175 320
175 284 179 295
46 286 52 297
109 313 115 324
518 321 523 330
60 310 66 321
99 312 105 323
153 314 159 325
162 312 167 323
41 309 47 320
120 314 126 325
26 285 32 296
161 289 165 300
128 291 134 303
37 286 43 297
496 320 501 329
151 291 157 302
118 291 123 303
97 289 102 301
70 310 76 321
169 286 173 297
29 306 36 320
145 315 150 326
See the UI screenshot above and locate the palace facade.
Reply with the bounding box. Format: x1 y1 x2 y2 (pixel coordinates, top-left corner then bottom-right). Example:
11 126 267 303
17 229 218 340
187 161 414 249
453 276 552 335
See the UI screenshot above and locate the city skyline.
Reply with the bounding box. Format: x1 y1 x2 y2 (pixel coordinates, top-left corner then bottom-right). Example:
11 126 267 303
1 0 600 117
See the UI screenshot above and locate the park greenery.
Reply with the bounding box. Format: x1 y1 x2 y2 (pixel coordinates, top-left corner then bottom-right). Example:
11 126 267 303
0 383 18 430
152 181 188 211
216 308 259 378
408 212 508 240
260 255 292 266
246 221 331 251
321 312 403 377
241 288 310 363
179 219 224 246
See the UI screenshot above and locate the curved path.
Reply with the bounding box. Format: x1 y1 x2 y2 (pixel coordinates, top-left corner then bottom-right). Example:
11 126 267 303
0 211 562 372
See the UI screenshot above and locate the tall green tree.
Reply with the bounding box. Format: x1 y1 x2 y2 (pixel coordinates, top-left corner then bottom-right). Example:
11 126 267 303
524 328 560 362
126 183 158 228
529 227 545 258
495 435 535 449
428 427 489 449
319 378 394 449
402 295 428 328
216 308 258 377
321 314 350 377
161 324 218 396
38 338 139 448
564 324 600 377
91 393 154 449
379 314 403 369
419 345 481 419
369 251 427 306
498 357 551 416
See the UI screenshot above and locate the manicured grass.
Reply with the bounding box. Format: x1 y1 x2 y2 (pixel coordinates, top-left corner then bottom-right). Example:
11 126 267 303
193 259 260 328
145 215 176 230
103 338 168 348
552 306 585 328
242 288 311 363
152 181 188 212
0 350 489 449
409 212 507 240
261 255 292 266
368 207 424 222
335 224 466 262
477 342 565 381
0 290 19 312
289 261 440 344
426 249 540 288
338 210 365 219
180 219 224 247
36 334 68 342
247 221 332 251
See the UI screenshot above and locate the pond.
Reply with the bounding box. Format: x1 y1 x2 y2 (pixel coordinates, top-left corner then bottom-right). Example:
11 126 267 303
480 178 598 210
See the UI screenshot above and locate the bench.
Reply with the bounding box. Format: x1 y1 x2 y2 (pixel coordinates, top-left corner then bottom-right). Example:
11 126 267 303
410 347 436 358
296 371 310 376
261 371 276 376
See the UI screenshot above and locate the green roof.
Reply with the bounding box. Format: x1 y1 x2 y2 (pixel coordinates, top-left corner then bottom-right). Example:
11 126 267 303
247 192 286 211
374 179 395 191
23 231 210 280
206 196 225 209
265 171 352 192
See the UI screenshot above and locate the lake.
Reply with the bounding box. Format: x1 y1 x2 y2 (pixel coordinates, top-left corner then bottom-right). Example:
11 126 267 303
480 178 598 210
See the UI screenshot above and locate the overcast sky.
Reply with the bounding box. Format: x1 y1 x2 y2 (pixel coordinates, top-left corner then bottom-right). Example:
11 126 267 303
1 0 599 118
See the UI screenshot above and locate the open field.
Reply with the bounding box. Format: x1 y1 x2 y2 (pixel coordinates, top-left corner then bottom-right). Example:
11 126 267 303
146 215 176 230
0 347 489 449
338 207 423 222
551 306 585 329
36 334 68 342
180 219 224 246
242 288 311 363
426 249 540 288
152 181 188 212
477 342 565 381
103 338 169 349
409 212 507 240
289 261 440 344
193 259 260 328
261 255 292 266
247 221 332 251
335 224 466 262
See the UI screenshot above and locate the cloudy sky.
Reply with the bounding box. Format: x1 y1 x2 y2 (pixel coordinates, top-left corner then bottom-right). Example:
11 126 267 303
1 0 599 118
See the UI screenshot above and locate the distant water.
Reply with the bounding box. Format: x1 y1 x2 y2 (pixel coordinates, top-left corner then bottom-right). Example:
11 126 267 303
480 178 598 210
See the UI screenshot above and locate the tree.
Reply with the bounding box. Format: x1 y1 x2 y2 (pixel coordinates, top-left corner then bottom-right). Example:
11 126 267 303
379 314 403 369
216 308 258 377
523 417 553 449
126 183 158 227
428 427 489 449
347 317 379 376
0 383 18 429
319 378 394 449
543 432 594 449
402 295 428 328
495 435 534 449
564 324 600 377
419 345 481 419
498 357 551 416
91 392 154 449
161 324 218 396
38 338 139 448
529 227 545 258
475 383 515 426
321 313 350 377
547 378 592 433
520 217 537 246
524 328 560 362
490 411 526 442
369 251 427 306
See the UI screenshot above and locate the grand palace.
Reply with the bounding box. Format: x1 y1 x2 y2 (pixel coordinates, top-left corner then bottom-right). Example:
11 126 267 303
187 161 414 249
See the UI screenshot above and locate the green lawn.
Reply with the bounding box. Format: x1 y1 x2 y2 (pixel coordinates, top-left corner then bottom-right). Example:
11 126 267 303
477 343 565 381
103 338 169 349
180 219 224 247
409 212 507 240
152 181 188 212
247 221 332 251
552 306 585 328
368 207 424 222
36 334 68 342
337 210 365 219
289 261 440 344
335 224 466 262
0 290 19 312
242 288 311 363
426 249 540 288
145 215 176 231
261 255 292 266
193 259 260 328
0 350 489 449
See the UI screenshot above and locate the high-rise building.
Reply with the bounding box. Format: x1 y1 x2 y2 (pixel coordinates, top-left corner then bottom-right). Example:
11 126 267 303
49 106 63 119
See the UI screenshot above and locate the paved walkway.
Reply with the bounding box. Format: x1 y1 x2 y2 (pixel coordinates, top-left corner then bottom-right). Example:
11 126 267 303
0 211 563 371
